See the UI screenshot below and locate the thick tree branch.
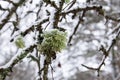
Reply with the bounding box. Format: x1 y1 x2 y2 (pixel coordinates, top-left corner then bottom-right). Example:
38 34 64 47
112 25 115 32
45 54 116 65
0 45 36 80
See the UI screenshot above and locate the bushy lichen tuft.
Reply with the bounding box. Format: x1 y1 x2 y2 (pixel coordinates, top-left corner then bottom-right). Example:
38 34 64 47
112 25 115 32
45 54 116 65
15 37 25 49
38 29 67 54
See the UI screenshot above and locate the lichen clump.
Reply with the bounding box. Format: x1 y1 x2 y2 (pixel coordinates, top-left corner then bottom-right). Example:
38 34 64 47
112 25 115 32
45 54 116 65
38 29 67 54
15 37 25 49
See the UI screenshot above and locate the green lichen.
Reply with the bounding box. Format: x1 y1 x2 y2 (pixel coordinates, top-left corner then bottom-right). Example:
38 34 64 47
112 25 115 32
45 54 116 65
15 37 25 49
38 29 67 54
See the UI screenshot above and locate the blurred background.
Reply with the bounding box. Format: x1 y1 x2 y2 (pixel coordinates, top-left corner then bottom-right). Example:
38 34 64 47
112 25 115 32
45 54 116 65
0 0 120 80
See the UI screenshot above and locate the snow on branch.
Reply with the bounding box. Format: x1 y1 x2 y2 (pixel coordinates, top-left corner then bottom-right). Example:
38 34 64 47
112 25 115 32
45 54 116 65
82 23 120 76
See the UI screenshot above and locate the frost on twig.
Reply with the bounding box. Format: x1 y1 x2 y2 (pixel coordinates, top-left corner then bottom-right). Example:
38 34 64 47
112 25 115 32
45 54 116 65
82 23 120 76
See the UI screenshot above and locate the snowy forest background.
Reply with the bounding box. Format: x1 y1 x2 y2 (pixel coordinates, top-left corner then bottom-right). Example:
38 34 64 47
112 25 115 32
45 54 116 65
0 0 120 80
